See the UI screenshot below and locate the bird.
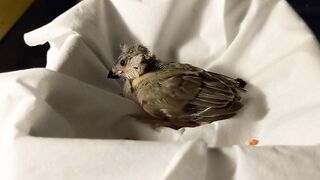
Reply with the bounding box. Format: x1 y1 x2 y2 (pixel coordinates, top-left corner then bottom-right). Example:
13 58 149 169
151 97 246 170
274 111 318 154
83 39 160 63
108 44 247 129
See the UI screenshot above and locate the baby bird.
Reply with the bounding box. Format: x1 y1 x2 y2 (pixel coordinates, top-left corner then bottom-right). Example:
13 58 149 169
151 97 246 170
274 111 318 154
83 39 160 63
108 44 246 129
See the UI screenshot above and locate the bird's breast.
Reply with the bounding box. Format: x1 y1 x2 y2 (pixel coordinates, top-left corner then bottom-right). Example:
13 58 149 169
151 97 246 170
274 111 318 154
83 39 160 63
131 72 159 90
132 73 151 89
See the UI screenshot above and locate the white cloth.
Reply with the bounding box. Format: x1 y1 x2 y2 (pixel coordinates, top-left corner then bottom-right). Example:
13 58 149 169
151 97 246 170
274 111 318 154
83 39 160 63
1 0 320 179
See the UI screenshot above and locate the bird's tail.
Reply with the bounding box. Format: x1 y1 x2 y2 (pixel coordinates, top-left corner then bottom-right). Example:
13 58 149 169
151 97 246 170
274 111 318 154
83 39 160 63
236 78 247 88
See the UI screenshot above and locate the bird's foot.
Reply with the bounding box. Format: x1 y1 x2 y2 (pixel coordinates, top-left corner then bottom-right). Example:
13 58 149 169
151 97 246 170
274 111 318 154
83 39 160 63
137 119 200 130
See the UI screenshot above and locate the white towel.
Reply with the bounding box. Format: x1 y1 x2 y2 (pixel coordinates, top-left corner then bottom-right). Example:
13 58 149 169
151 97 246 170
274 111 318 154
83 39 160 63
1 0 320 179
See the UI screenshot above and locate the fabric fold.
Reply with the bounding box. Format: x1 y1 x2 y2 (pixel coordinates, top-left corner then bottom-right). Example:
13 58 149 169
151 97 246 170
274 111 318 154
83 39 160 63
0 0 319 179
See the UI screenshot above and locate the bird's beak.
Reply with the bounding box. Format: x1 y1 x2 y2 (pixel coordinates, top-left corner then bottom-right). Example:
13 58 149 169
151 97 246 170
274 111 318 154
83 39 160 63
107 70 121 79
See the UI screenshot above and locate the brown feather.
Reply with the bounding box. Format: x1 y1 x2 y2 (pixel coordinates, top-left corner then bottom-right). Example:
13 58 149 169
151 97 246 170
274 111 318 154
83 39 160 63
113 44 246 123
130 62 246 122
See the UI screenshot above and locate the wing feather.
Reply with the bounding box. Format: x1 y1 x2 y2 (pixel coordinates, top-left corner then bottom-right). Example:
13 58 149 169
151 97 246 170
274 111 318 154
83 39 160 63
133 63 245 121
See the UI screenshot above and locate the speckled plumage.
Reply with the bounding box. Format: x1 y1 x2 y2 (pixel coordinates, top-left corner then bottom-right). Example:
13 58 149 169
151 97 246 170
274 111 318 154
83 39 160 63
108 44 246 123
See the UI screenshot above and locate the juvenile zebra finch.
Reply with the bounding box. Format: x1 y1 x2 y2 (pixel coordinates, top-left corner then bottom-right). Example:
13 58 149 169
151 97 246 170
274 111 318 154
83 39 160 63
108 44 247 129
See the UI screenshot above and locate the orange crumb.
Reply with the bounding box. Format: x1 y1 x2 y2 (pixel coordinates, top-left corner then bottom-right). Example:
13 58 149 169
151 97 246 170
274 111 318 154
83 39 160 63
245 139 259 146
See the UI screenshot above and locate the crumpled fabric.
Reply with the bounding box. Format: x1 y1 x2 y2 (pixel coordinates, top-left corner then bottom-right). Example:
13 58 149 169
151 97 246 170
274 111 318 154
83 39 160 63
1 0 320 179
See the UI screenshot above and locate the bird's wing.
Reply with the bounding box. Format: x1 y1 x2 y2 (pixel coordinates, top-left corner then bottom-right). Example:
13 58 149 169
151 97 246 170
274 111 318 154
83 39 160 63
135 72 202 119
135 63 244 121
184 70 244 121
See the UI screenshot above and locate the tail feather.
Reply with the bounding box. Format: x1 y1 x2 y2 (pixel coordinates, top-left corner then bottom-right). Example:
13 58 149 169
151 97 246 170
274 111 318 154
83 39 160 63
236 78 247 88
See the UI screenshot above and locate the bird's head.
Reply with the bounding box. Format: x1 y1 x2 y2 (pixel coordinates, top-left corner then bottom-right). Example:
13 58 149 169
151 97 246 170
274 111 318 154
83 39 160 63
108 44 159 80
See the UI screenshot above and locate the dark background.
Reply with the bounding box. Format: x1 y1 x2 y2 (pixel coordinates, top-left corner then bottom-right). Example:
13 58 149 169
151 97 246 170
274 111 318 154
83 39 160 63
0 0 319 73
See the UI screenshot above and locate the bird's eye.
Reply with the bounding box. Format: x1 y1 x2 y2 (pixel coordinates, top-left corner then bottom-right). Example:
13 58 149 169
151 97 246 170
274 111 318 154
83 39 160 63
120 59 126 66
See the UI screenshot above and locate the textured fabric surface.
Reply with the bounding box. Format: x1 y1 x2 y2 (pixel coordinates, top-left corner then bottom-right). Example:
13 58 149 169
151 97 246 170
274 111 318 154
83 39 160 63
1 0 320 179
